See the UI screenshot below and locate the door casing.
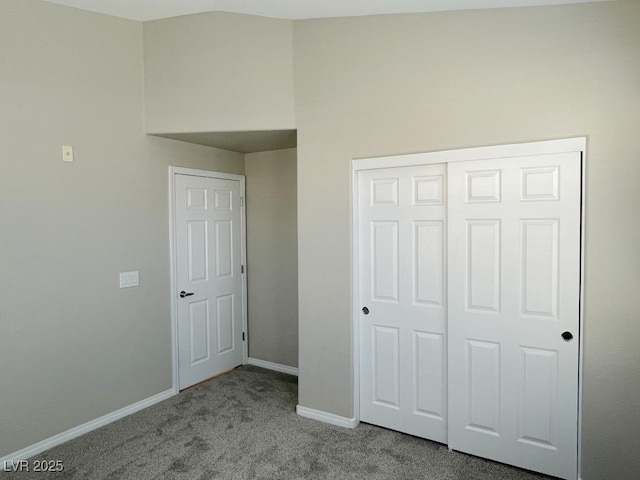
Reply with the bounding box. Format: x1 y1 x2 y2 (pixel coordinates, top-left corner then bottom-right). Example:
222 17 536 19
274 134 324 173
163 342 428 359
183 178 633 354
169 166 248 392
351 137 586 479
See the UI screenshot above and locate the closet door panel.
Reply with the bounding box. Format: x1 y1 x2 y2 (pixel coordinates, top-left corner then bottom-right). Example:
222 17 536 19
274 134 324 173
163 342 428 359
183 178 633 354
447 153 581 480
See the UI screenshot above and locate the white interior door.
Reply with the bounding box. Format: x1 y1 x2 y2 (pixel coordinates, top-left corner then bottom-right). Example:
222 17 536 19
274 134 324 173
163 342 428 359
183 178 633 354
447 152 581 479
175 173 244 389
359 164 447 443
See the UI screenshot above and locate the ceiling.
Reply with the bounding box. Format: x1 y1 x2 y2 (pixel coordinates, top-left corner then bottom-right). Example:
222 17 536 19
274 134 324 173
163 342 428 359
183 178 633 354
154 130 297 154
42 0 610 22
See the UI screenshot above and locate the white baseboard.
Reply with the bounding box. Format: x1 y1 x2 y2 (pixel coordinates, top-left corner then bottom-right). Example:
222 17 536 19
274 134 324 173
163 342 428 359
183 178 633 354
296 405 358 429
0 388 176 464
247 357 298 376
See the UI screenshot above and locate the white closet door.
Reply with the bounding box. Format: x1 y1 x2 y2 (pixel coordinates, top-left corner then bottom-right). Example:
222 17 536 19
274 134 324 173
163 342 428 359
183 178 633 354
359 164 447 443
447 152 581 479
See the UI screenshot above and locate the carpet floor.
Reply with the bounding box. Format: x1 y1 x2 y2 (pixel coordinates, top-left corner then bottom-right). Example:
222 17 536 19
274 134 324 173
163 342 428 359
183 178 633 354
1 366 552 480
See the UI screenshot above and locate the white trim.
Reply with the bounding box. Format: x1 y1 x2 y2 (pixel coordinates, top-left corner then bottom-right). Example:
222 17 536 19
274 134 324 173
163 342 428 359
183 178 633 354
170 166 245 182
168 166 248 392
168 168 179 394
246 357 299 376
352 137 586 171
240 177 248 364
577 149 587 480
296 405 358 429
351 138 586 480
0 389 175 464
351 166 361 425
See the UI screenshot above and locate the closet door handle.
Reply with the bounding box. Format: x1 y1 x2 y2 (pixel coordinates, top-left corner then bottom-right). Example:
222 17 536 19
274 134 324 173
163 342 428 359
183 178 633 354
180 291 195 298
561 331 573 341
362 307 369 315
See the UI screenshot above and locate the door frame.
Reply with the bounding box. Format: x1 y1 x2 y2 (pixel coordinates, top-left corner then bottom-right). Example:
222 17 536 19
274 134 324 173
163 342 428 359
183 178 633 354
168 166 248 394
351 137 586 479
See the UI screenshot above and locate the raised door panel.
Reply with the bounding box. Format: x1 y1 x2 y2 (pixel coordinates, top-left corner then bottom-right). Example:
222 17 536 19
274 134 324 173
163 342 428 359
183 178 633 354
521 220 559 319
414 176 443 206
187 221 208 283
413 332 445 420
216 294 235 354
521 167 559 202
371 178 399 207
414 221 444 306
372 326 400 408
466 220 501 313
466 170 501 203
466 340 501 436
214 189 232 210
189 300 210 365
518 347 558 450
187 188 207 210
215 220 233 278
371 221 399 303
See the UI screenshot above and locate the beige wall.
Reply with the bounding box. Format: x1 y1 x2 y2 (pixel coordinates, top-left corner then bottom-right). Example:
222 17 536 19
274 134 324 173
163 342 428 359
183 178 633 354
143 12 295 134
245 149 298 367
293 2 640 478
0 0 244 457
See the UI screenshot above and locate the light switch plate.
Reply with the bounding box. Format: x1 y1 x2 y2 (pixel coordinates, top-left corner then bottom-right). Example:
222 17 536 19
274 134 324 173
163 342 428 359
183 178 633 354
119 271 139 288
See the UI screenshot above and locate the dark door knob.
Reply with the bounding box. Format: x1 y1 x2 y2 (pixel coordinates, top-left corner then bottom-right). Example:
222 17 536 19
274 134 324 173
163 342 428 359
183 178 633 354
362 307 369 315
561 331 573 341
180 291 195 298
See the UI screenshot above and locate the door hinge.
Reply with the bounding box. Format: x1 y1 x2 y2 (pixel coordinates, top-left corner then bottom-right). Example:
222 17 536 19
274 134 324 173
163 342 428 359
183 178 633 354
242 332 246 341
240 196 244 206
241 265 244 274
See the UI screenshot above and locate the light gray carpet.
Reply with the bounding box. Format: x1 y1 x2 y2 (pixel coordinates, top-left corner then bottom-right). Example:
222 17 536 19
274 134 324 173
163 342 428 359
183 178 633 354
1 366 551 479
